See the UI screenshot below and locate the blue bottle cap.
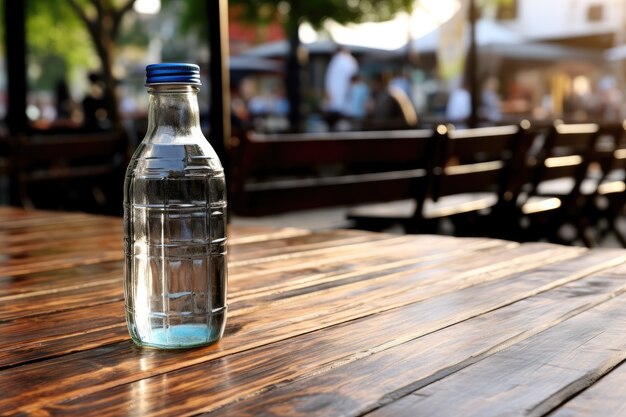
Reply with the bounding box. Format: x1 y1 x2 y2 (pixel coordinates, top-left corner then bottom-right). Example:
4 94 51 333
145 63 201 85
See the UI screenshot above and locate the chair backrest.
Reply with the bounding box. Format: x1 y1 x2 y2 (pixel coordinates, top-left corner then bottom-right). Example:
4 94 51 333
430 124 521 201
235 129 434 173
592 122 626 182
525 122 599 200
228 129 436 215
16 129 129 212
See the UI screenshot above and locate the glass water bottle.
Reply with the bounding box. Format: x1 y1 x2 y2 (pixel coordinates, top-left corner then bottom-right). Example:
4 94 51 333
124 63 227 349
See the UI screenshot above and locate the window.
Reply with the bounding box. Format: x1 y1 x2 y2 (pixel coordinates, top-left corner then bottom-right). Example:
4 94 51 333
587 4 604 22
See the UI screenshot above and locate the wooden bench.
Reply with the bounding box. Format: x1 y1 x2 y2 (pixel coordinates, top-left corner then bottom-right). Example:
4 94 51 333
14 129 129 214
228 129 436 217
348 124 523 234
229 122 626 247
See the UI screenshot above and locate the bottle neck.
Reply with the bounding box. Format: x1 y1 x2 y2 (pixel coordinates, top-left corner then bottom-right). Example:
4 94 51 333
146 84 202 141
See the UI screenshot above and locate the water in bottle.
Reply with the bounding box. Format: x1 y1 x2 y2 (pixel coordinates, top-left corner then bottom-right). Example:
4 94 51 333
124 63 227 349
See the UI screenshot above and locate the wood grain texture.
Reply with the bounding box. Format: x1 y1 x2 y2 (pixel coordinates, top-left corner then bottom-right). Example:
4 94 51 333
2 208 626 416
366 293 626 417
199 271 626 417
549 361 626 417
1 246 620 414
0 234 512 368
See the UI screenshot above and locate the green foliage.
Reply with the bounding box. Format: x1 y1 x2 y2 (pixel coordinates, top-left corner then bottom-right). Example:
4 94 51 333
477 0 515 10
169 0 208 40
230 0 414 29
26 0 96 90
117 17 150 47
165 0 415 40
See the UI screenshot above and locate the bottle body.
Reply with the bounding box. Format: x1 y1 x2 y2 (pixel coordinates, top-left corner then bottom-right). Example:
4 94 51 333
124 82 227 349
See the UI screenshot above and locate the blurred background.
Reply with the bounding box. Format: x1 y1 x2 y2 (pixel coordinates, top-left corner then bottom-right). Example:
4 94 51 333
2 0 626 241
3 0 624 133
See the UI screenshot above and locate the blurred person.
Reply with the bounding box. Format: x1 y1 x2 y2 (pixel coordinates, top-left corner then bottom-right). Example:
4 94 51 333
479 76 502 123
82 72 110 131
54 80 74 120
271 85 290 117
230 80 249 122
230 79 251 136
389 68 413 103
368 73 417 129
446 83 471 125
562 93 587 122
344 74 370 127
247 86 290 133
324 46 358 129
50 79 82 130
591 76 623 121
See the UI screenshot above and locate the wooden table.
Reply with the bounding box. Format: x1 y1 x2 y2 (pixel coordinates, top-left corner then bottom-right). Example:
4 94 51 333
3 207 626 416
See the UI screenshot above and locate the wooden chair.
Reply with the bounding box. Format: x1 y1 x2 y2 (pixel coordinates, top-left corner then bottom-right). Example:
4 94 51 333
510 121 600 246
349 124 522 236
228 129 436 219
15 129 129 214
582 122 626 246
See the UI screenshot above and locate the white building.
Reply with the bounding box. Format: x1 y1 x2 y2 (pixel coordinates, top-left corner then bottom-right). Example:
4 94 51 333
498 0 625 49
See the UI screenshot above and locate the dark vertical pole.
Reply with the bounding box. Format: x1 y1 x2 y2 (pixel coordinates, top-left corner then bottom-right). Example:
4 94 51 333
468 0 479 127
5 0 28 135
4 0 27 205
207 0 230 162
286 21 302 132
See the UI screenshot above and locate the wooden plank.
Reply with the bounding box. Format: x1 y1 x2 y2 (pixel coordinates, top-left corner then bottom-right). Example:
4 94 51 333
229 242 577 315
0 226 308 296
229 234 508 268
0 301 124 348
0 207 96 220
230 233 508 274
1 238 423 322
0 236 515 365
0 209 304 246
0 228 121 249
0 213 118 230
0 236 414 321
0 222 308 298
0 235 121 259
229 229 394 259
0 246 618 414
0 246 123 277
0 238 584 361
228 226 310 245
0 321 128 369
365 288 626 417
0 261 122 297
196 270 626 417
0 222 121 245
550 361 626 417
0 279 122 321
228 235 509 297
34 257 626 416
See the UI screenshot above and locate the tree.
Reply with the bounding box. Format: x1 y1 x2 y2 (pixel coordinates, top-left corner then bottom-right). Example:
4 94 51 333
65 0 136 128
26 1 95 91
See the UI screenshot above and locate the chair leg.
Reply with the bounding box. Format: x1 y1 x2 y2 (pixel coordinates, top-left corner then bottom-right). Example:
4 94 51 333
610 219 626 248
